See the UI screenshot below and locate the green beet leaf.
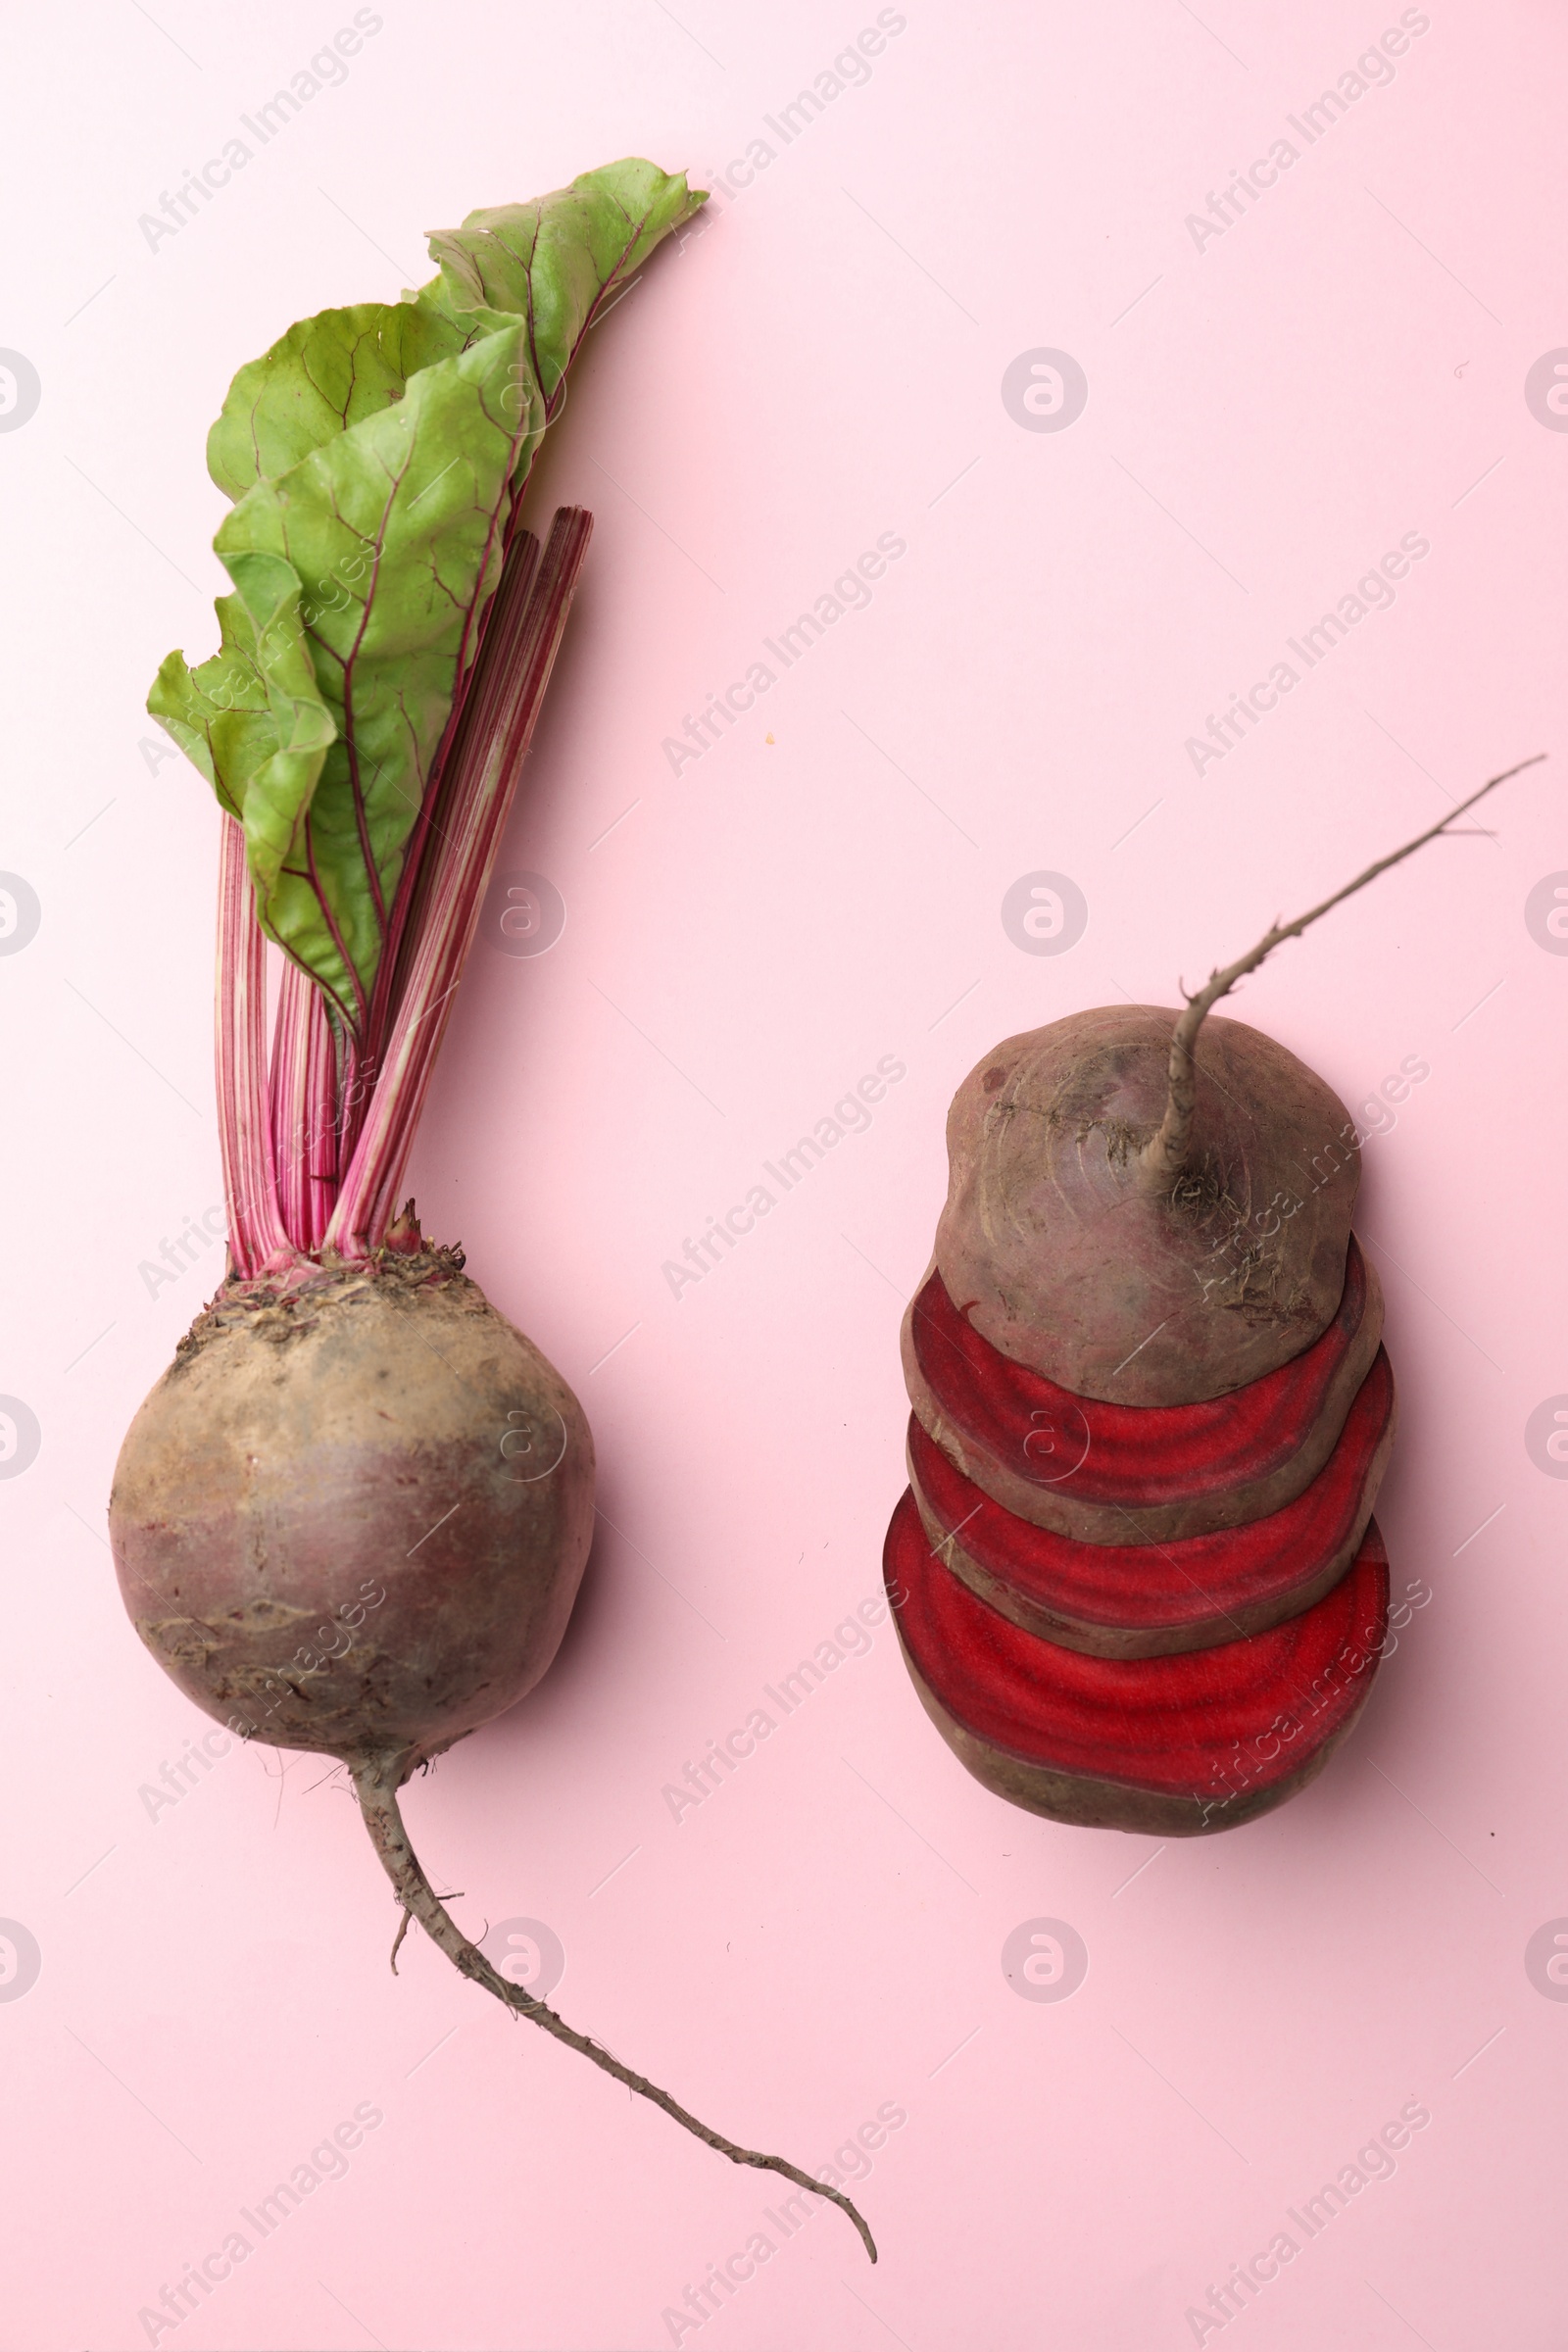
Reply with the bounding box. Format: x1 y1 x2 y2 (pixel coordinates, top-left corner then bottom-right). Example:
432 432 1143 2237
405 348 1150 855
423 159 705 413
205 297 486 505
151 158 704 1032
153 318 539 1028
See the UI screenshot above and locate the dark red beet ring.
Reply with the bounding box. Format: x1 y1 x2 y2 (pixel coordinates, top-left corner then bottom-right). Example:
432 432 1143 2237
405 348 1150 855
908 1238 1369 1507
906 1348 1395 1654
885 1488 1389 1799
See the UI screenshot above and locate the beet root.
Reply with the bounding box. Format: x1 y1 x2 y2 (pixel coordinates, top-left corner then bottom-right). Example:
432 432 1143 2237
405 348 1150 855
110 1240 876 2258
885 1489 1390 1835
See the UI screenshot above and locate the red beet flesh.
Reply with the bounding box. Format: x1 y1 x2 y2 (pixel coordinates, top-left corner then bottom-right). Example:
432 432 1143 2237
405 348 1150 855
885 1488 1390 1834
906 1345 1396 1656
902 1237 1383 1544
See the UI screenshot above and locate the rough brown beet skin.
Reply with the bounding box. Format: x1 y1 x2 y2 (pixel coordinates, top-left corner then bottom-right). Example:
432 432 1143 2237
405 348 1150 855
108 1246 594 1781
936 1006 1362 1404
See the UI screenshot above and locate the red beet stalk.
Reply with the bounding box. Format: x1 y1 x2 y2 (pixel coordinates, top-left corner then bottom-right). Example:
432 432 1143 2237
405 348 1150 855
325 509 591 1256
216 814 297 1279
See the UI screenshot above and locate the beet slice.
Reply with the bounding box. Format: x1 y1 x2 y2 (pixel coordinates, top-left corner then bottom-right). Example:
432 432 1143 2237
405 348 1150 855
884 1489 1389 1835
906 1348 1396 1657
901 1236 1383 1544
911 1235 1367 1500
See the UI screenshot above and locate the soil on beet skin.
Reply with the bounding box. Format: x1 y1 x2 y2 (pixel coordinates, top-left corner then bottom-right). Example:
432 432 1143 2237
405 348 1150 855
109 1245 594 1780
937 1007 1363 1405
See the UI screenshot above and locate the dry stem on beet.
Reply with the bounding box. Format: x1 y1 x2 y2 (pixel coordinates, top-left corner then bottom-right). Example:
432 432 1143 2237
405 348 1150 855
1140 756 1546 1188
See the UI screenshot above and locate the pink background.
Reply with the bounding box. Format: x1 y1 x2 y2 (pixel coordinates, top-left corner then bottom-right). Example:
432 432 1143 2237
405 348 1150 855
3 2 1567 2344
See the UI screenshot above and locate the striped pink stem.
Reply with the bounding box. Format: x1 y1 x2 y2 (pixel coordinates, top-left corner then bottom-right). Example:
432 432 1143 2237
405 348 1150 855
324 507 592 1256
218 815 297 1278
269 959 341 1251
343 526 546 1173
379 525 545 1036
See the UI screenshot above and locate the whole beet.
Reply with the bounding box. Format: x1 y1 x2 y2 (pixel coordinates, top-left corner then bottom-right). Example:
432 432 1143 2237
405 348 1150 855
109 1244 593 1778
110 1239 878 2258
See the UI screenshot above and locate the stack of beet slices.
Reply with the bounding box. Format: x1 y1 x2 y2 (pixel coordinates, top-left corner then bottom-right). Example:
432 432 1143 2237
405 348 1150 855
884 1009 1397 1836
